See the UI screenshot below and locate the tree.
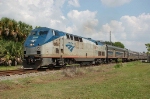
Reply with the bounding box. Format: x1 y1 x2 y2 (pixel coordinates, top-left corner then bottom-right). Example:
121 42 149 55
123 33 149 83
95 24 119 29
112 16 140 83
0 17 33 42
0 17 33 66
145 43 150 53
105 41 114 45
113 42 125 48
105 41 125 48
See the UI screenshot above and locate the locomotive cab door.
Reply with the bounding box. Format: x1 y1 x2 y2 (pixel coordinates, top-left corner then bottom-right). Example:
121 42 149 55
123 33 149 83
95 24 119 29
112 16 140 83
59 37 64 55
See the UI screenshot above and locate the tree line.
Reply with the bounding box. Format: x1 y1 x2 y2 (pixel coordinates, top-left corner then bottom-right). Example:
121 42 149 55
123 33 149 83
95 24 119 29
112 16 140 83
0 17 33 66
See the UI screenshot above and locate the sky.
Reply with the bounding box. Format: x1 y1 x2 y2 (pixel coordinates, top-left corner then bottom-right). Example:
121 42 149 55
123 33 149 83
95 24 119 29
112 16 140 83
0 0 150 52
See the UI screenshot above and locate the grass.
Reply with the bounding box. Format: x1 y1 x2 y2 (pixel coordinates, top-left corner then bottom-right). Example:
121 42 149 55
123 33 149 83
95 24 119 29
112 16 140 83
0 65 22 71
0 61 150 99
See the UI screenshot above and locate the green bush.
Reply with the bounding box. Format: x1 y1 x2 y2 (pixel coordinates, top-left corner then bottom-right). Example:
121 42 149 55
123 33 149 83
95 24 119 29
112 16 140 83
114 63 122 68
114 58 122 68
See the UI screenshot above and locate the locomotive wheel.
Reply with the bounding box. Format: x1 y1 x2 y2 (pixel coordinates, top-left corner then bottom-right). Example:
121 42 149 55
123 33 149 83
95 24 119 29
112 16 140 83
48 64 54 70
62 64 67 69
69 60 74 65
89 62 92 66
80 62 84 66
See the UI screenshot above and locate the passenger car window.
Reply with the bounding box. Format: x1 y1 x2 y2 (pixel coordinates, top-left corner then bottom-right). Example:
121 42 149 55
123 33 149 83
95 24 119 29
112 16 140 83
79 38 83 42
66 34 70 39
74 36 79 41
70 35 73 40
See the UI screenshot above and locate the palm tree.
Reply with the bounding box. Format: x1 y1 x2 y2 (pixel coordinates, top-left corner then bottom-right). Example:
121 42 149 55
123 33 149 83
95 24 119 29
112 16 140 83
0 17 33 65
0 21 2 36
1 18 10 36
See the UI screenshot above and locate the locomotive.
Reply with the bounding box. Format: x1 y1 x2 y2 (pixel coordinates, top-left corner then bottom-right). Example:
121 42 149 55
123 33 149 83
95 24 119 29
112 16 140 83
23 27 147 69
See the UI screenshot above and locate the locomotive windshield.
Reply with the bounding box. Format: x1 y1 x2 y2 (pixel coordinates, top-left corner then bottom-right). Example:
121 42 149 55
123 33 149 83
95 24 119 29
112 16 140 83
30 31 37 35
29 31 48 36
39 31 48 35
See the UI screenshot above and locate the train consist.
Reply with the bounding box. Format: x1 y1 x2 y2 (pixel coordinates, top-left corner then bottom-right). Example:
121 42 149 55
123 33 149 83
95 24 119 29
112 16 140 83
23 27 147 69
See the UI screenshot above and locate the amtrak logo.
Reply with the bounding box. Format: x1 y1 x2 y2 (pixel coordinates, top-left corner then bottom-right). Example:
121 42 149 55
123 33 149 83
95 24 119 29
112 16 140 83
66 42 75 52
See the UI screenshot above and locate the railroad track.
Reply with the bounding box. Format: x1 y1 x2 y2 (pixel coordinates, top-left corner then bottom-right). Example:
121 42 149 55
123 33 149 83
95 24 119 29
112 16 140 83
0 66 62 77
0 62 126 77
0 69 38 76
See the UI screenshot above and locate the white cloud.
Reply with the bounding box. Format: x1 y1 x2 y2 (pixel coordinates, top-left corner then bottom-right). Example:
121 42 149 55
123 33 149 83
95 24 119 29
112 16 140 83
99 13 150 52
67 10 98 36
101 0 131 7
120 13 150 42
61 16 66 20
100 20 125 41
68 0 80 7
0 0 66 29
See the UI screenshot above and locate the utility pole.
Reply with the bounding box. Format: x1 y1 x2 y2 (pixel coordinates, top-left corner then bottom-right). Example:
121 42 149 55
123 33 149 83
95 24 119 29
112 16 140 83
110 31 112 45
